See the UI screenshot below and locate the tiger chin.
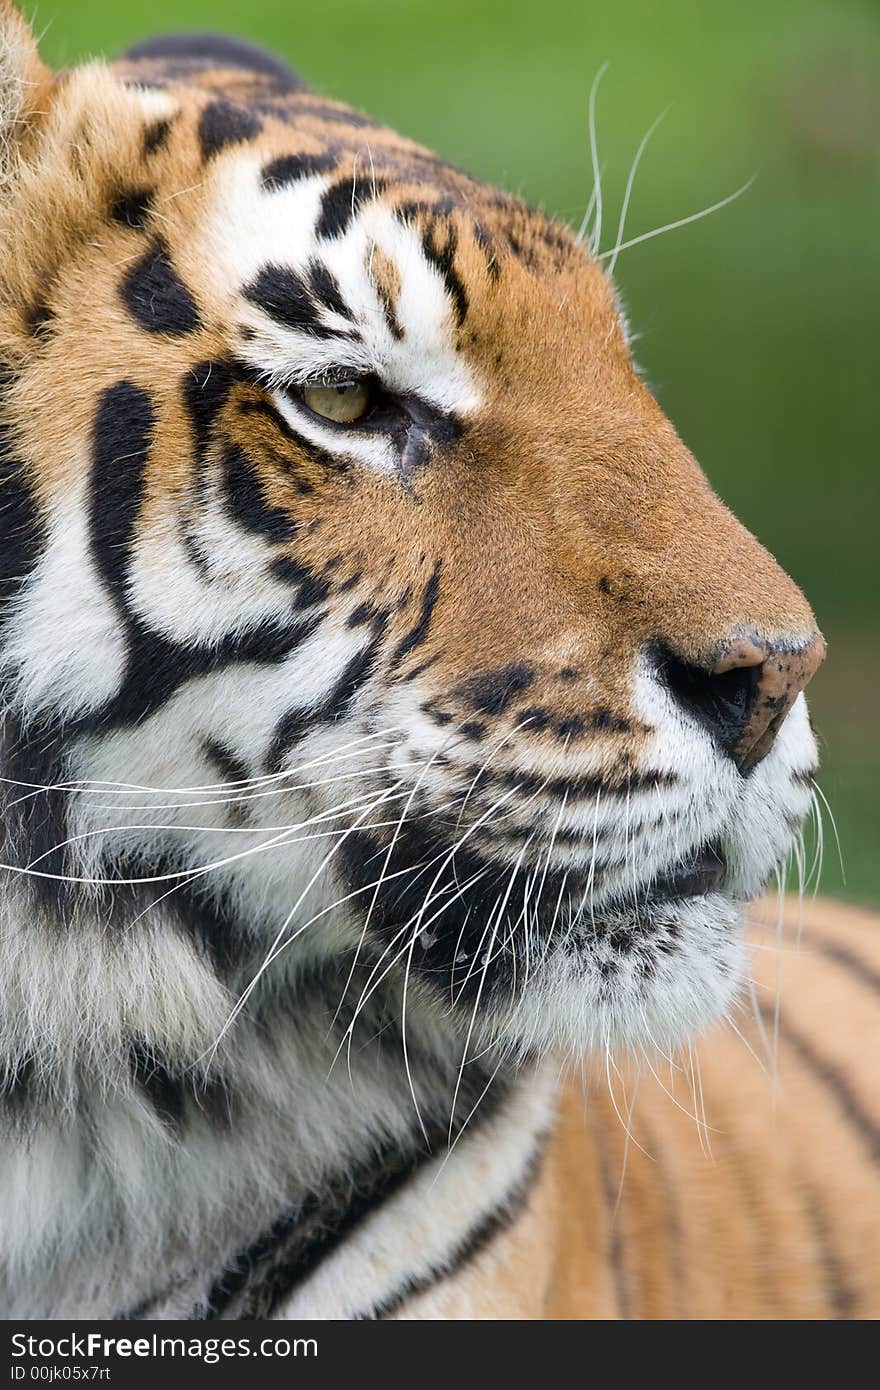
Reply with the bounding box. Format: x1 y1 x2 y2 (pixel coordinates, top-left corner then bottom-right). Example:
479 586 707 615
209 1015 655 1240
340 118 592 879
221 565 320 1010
0 4 839 1321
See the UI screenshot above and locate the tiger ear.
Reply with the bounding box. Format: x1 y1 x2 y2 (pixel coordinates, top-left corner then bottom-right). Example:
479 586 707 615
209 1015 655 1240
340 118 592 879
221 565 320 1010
0 2 53 187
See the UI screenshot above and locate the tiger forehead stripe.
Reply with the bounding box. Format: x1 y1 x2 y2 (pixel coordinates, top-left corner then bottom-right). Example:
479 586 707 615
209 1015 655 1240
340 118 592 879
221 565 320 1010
198 97 262 161
369 245 405 341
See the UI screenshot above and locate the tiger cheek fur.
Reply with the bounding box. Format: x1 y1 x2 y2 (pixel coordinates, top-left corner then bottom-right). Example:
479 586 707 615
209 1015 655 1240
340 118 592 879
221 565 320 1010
0 3 840 1321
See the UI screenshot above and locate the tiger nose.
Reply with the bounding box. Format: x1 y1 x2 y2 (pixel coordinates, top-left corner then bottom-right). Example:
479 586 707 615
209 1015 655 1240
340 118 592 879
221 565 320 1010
661 631 826 774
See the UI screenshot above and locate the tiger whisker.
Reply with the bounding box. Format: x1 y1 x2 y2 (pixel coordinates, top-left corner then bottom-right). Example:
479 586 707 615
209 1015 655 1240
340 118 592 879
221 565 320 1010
690 1041 713 1160
586 61 608 254
635 1041 722 1133
452 714 540 839
328 729 483 1036
612 1066 647 1220
605 106 670 278
51 760 420 816
447 841 528 1141
598 176 755 266
12 777 425 879
809 777 844 884
208 780 414 1056
333 862 492 1082
0 727 406 805
603 1045 650 1166
430 1046 510 1189
723 1009 771 1079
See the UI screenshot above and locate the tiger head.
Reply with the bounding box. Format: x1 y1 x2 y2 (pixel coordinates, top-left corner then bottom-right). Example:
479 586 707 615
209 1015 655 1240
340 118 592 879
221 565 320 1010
0 7 824 1065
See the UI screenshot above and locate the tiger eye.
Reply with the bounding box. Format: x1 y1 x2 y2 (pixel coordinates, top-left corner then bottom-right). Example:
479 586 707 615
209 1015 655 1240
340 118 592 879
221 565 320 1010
303 379 370 424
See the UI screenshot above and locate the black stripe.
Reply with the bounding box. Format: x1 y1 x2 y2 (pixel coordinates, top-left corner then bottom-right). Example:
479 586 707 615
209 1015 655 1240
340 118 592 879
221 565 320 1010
804 1188 859 1318
84 378 333 730
261 151 336 191
284 99 378 130
473 221 500 281
24 301 55 338
375 277 404 341
109 187 153 230
337 816 545 1006
89 381 155 605
801 931 880 1000
519 705 551 732
180 359 236 573
122 33 308 92
0 382 43 631
203 1147 420 1319
201 735 251 789
223 442 297 542
266 635 381 772
0 1055 37 1126
330 789 664 1006
473 763 678 801
243 262 337 338
317 175 386 241
460 663 535 716
0 709 73 909
119 238 201 337
369 1142 545 1319
142 117 173 156
421 223 468 326
389 560 441 669
269 556 330 607
108 851 251 975
595 1128 631 1319
348 601 388 630
762 1005 880 1163
198 99 262 161
83 611 323 733
130 1041 233 1135
307 260 350 319
183 359 235 470
202 1067 508 1320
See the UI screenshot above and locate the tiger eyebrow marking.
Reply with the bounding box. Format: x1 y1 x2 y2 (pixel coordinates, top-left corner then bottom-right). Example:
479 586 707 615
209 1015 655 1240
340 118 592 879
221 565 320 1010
317 175 387 241
242 263 357 340
260 151 336 191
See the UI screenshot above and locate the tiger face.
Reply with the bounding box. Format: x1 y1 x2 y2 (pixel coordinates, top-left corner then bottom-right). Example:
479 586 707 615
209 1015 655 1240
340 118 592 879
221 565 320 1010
0 14 824 1063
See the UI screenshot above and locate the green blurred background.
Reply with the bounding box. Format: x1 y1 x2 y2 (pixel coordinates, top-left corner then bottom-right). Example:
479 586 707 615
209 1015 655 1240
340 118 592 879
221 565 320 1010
42 0 878 903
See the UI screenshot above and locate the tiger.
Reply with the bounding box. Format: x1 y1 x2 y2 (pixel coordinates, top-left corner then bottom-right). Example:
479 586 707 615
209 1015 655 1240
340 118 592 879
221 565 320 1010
0 1 877 1321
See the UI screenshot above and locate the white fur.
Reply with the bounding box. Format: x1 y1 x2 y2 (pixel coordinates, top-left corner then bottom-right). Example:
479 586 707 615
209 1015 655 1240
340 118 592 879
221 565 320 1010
1 485 126 719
